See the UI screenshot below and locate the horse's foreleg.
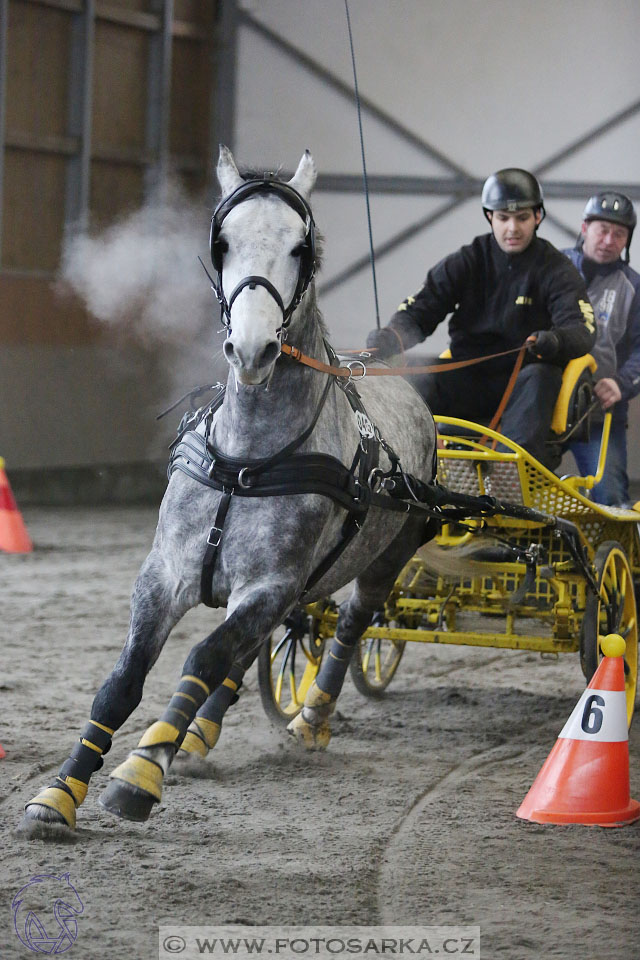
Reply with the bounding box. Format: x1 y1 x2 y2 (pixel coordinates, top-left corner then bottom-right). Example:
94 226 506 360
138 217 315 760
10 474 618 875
177 659 246 759
99 585 291 822
21 556 189 832
288 519 428 749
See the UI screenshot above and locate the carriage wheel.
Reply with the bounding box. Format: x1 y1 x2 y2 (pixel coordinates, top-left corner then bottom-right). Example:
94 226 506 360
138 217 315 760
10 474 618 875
258 607 326 724
349 632 406 698
579 541 638 726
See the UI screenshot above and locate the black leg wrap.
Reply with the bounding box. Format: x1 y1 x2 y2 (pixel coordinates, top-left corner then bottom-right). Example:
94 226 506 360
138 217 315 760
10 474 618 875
197 663 244 726
316 636 355 698
157 676 210 744
56 720 115 794
24 720 115 827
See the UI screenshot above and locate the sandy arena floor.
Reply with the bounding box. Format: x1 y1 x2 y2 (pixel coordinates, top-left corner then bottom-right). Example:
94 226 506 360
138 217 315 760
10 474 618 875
1 506 639 959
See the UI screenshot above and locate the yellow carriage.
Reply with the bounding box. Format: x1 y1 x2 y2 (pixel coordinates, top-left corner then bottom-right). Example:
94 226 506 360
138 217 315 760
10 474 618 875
258 357 640 728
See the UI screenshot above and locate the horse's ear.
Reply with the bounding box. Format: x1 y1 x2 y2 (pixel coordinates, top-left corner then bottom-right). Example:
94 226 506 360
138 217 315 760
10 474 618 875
217 145 243 195
288 150 317 200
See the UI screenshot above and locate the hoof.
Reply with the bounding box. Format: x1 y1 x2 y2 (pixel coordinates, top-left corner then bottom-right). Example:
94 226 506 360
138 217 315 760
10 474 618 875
287 710 332 750
23 787 76 830
98 779 157 822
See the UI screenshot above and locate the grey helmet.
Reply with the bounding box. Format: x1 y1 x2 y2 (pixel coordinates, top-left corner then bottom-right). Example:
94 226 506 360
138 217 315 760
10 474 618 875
481 168 545 223
581 192 636 262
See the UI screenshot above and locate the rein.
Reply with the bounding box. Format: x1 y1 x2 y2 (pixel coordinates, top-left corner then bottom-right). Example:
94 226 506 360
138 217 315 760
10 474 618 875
280 341 527 379
281 341 528 439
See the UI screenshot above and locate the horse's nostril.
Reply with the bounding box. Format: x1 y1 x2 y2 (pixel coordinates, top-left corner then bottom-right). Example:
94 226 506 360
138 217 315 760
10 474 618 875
223 340 235 361
260 342 280 367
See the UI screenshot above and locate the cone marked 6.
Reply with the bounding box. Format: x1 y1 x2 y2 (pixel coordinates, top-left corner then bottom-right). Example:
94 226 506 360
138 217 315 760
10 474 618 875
517 637 640 827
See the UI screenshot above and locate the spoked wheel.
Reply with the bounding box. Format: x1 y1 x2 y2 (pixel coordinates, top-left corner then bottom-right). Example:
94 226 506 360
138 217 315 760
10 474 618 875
258 606 326 724
349 618 406 698
580 541 638 726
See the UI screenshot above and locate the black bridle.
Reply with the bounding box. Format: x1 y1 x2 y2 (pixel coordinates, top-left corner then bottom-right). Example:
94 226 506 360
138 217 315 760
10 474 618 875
209 177 317 331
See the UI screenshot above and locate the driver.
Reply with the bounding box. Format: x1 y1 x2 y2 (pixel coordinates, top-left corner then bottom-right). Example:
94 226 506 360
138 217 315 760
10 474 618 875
367 168 596 466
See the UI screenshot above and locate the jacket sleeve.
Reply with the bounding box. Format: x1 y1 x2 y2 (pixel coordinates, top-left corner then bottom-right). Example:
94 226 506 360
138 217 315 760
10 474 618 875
385 248 472 351
542 255 596 361
614 288 640 401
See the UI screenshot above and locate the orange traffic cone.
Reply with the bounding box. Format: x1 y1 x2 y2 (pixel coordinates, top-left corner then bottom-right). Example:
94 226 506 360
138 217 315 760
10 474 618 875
517 633 640 827
0 457 32 553
0 743 5 759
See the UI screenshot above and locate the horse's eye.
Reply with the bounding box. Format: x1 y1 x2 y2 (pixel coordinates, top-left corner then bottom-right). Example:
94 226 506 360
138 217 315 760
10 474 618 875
215 239 229 255
291 243 306 258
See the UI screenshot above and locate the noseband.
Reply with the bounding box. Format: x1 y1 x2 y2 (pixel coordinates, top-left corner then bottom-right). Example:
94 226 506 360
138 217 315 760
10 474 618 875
209 177 317 332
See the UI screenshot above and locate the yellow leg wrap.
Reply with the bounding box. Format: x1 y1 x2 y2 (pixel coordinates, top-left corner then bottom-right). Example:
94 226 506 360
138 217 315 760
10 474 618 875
179 718 221 757
137 720 181 749
25 787 77 829
304 680 334 708
62 776 88 806
109 752 164 801
180 730 208 758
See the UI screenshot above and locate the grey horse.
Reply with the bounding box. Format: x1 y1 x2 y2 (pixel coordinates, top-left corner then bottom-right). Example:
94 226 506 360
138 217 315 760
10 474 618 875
21 146 436 833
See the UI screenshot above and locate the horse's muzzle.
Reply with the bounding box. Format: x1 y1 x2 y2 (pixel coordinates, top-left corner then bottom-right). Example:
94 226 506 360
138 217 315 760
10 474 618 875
223 338 281 384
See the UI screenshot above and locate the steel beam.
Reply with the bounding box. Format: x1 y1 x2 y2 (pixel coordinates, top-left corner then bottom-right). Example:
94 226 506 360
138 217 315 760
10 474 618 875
145 0 173 196
0 0 8 263
210 0 238 195
65 0 94 231
239 9 471 180
310 173 640 201
318 197 464 296
534 98 640 177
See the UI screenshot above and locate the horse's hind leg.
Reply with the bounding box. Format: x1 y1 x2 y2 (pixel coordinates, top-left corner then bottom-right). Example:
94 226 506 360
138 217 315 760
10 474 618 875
288 519 430 750
21 553 192 833
177 654 248 760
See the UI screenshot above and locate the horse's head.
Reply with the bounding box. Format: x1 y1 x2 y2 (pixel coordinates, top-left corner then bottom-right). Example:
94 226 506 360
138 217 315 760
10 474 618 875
212 145 317 385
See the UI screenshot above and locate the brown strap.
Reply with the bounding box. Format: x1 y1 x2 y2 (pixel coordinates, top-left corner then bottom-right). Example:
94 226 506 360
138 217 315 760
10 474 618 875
280 342 525 378
487 345 527 432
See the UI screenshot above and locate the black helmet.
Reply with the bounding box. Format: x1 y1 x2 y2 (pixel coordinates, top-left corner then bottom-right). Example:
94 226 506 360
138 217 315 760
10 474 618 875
582 192 636 261
482 168 545 222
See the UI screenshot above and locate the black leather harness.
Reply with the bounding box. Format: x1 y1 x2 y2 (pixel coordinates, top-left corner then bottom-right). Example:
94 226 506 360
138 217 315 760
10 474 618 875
168 344 424 607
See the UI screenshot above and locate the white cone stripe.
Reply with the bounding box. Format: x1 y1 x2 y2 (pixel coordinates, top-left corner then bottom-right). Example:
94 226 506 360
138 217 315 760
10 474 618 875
558 688 628 742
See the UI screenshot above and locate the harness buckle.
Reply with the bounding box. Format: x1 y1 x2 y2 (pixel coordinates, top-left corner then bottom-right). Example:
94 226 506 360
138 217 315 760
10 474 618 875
207 526 223 547
237 467 254 489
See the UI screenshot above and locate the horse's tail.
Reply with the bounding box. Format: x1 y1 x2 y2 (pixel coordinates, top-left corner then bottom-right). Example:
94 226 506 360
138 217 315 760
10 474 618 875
416 538 504 581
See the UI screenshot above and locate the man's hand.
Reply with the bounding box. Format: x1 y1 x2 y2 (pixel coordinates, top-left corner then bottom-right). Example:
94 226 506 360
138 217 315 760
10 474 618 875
595 377 622 410
365 327 403 359
526 330 560 361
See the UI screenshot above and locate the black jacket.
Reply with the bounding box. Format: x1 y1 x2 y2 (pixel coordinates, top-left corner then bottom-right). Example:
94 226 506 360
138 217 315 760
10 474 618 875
388 233 596 372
